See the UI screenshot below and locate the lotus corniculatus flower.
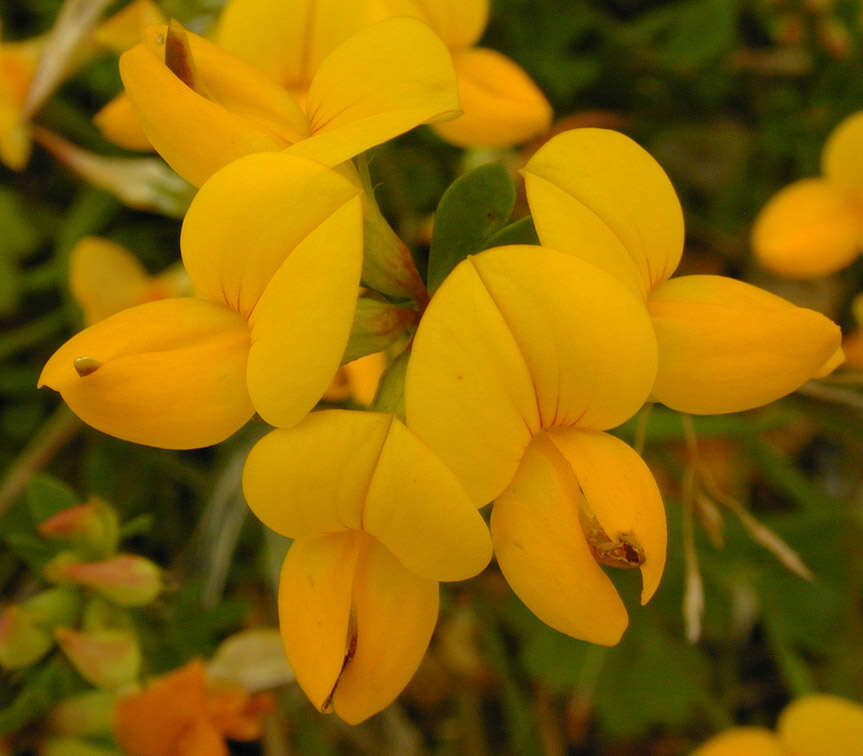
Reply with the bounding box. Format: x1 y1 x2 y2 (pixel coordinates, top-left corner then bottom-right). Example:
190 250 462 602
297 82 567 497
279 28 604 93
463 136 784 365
406 244 665 645
115 17 459 187
242 410 492 722
39 153 362 449
753 110 863 278
523 128 843 415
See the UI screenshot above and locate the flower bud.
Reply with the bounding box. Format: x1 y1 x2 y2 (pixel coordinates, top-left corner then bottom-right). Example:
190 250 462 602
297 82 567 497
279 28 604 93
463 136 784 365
49 690 116 737
54 627 141 689
0 605 53 669
48 555 161 607
23 587 81 629
38 498 119 558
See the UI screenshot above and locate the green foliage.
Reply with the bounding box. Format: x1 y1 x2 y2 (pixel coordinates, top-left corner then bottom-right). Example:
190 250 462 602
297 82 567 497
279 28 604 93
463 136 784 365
427 163 516 293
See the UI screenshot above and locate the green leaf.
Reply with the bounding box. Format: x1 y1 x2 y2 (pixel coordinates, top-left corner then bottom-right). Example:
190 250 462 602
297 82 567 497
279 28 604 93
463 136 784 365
427 163 516 294
0 655 80 736
481 216 540 249
26 474 80 524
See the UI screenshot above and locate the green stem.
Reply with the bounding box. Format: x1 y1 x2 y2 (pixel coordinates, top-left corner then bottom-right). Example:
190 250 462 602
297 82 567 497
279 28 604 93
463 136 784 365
0 405 81 517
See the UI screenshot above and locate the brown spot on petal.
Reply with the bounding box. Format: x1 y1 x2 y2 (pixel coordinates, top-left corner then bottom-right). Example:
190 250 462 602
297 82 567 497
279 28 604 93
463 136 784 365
578 492 645 570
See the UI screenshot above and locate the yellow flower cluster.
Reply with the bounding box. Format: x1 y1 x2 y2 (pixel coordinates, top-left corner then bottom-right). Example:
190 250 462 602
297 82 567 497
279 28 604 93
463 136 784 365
36 0 842 725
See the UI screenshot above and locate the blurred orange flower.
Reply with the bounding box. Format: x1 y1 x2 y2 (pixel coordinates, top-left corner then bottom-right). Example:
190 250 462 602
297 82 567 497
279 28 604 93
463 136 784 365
113 660 272 756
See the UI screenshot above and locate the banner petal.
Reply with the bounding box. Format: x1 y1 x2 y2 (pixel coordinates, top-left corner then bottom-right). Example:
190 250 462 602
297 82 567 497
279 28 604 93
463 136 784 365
405 254 540 507
471 245 657 431
523 128 684 298
246 197 363 428
216 0 366 90
242 411 393 538
287 18 460 166
181 152 361 318
364 418 492 581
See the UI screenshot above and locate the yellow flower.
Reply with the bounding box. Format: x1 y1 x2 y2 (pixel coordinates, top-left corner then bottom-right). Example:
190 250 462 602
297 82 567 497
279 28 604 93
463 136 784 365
692 694 863 756
0 26 42 170
39 153 362 449
117 17 459 187
752 111 863 278
406 244 665 645
69 236 188 324
523 128 843 415
371 0 552 147
242 409 492 723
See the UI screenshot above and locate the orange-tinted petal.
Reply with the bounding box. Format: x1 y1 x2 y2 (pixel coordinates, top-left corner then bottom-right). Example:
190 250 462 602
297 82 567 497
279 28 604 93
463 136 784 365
432 48 551 148
286 18 460 167
752 178 860 278
331 537 438 724
648 275 842 414
777 694 863 756
38 298 253 449
114 661 209 756
491 434 629 645
523 128 684 299
547 428 666 604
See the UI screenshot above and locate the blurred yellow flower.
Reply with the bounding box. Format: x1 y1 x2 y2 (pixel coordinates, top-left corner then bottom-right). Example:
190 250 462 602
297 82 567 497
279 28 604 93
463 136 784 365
752 110 863 278
372 0 552 147
117 17 459 187
0 27 42 170
523 128 843 415
242 410 492 723
69 236 188 325
39 153 362 449
692 694 863 756
406 244 665 645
